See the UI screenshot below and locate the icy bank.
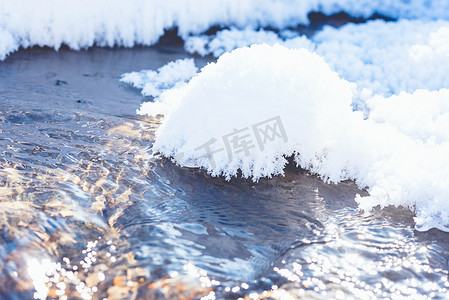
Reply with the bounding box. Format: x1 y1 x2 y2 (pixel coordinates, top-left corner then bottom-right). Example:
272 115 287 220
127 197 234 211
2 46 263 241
186 20 449 105
135 44 449 232
2 0 449 60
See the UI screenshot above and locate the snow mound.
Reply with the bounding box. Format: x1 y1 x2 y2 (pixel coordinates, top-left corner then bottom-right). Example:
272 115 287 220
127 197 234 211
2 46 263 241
3 0 449 60
137 44 449 232
120 58 198 98
143 44 357 181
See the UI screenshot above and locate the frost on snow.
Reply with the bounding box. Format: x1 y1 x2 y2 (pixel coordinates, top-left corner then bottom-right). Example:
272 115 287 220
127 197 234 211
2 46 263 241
136 44 449 232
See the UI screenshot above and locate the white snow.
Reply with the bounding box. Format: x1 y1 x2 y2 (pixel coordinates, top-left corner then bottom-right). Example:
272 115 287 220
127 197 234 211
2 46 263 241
120 58 198 98
314 20 449 98
186 20 449 110
3 0 449 60
135 44 449 232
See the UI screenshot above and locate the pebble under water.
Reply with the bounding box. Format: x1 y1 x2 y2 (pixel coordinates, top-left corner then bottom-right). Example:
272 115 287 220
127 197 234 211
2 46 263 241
0 44 449 300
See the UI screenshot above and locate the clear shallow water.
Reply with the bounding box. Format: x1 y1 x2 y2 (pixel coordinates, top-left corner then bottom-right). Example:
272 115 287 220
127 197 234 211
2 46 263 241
0 44 449 300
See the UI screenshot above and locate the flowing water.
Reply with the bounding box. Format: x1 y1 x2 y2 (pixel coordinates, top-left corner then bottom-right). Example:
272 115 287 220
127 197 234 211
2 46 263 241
1 40 449 300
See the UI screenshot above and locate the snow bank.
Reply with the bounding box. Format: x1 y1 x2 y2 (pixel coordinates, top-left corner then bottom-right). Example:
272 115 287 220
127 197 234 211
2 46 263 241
136 44 449 232
186 20 449 107
2 0 449 60
360 89 449 231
